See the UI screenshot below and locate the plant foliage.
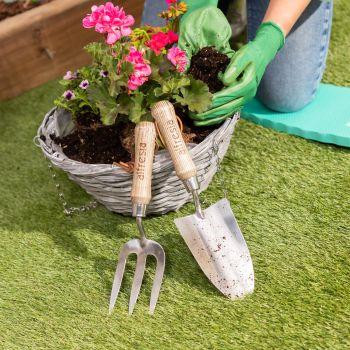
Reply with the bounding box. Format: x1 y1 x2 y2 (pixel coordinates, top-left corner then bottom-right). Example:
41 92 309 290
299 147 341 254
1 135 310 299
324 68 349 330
54 1 212 126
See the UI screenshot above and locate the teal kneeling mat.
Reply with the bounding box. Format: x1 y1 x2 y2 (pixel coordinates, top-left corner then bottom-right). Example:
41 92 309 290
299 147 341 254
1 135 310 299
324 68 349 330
242 83 350 147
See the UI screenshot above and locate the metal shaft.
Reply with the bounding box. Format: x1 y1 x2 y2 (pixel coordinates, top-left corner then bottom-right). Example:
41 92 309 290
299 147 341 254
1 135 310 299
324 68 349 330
192 189 204 219
133 203 148 246
183 176 204 219
136 216 147 246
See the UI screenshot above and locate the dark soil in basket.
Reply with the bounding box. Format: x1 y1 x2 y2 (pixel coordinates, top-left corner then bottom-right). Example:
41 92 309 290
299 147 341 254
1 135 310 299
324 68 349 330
50 114 132 165
188 46 230 93
50 111 217 165
0 0 54 21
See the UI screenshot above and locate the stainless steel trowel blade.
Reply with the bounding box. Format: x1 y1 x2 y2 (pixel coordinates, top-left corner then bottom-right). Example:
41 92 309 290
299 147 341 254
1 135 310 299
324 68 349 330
174 198 254 299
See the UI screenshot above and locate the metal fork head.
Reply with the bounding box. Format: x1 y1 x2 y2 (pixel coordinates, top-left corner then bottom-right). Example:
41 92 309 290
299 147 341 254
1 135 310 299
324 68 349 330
109 218 165 315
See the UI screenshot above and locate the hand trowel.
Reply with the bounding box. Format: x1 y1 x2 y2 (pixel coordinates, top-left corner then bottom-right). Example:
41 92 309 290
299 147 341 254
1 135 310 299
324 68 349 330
151 101 254 299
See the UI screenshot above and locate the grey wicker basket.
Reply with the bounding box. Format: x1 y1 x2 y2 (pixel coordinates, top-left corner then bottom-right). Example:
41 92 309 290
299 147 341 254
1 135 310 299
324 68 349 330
36 108 239 215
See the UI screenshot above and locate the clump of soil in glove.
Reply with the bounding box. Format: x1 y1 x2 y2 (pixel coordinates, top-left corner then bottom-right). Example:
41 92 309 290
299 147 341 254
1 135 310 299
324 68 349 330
188 46 230 93
0 0 54 21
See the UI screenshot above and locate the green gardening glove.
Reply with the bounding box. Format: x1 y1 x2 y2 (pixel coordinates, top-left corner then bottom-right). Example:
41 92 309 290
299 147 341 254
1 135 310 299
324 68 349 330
178 7 235 124
181 0 218 20
179 7 285 126
179 6 234 59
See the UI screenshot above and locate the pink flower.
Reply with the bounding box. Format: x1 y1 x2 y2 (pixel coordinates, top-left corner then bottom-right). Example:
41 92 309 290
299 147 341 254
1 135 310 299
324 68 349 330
127 73 149 91
146 32 169 55
146 31 179 55
167 47 188 72
124 47 152 90
63 90 75 100
167 31 179 44
124 47 144 64
82 2 134 45
63 71 77 80
166 0 177 4
79 80 89 89
127 61 152 90
134 63 152 76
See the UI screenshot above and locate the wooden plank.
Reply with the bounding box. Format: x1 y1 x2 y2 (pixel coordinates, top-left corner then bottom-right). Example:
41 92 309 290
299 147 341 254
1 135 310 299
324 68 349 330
0 0 144 101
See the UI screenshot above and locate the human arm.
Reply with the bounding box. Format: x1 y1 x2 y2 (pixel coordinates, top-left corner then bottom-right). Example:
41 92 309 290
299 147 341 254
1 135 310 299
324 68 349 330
263 0 311 36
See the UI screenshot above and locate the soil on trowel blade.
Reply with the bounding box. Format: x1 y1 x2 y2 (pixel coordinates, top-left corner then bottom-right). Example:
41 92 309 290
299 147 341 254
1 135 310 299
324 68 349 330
188 46 230 93
0 0 54 21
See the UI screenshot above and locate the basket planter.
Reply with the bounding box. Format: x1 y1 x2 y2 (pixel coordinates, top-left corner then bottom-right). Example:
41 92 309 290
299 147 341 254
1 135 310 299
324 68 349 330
0 0 144 101
36 108 239 215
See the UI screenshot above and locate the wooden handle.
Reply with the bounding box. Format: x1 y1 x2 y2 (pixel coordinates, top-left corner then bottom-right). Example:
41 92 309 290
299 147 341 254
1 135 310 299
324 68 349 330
131 121 156 205
151 101 197 181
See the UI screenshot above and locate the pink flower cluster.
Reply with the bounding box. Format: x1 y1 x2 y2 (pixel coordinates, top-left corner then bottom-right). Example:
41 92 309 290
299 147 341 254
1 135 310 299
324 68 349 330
166 0 177 4
167 47 188 72
125 47 152 90
63 71 77 80
82 2 134 45
146 31 179 55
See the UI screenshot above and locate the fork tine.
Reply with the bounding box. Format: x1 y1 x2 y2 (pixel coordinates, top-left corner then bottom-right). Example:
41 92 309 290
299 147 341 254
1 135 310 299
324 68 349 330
128 253 147 315
109 248 129 314
149 247 166 315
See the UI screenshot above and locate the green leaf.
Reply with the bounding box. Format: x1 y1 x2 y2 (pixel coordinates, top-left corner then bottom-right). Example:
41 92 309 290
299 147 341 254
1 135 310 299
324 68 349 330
87 83 118 125
108 81 121 97
162 76 191 95
174 79 212 113
84 42 109 63
78 101 91 109
140 111 153 122
154 87 164 97
128 93 145 124
59 79 73 87
119 61 134 75
115 93 133 115
54 98 70 112
150 65 162 83
145 49 163 66
100 107 119 126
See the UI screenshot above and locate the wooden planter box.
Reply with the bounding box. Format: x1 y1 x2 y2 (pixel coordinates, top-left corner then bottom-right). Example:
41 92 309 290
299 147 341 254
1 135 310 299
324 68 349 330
0 0 144 101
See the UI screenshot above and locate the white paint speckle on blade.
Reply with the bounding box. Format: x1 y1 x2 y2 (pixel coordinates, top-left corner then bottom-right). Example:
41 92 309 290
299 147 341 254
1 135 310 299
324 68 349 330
174 198 254 299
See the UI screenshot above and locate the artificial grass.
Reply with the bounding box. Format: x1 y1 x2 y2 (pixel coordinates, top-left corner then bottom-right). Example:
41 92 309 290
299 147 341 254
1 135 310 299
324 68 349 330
0 1 349 349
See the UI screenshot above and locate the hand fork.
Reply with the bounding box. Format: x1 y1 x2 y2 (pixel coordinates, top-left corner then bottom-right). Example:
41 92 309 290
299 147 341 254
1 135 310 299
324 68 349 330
109 121 165 315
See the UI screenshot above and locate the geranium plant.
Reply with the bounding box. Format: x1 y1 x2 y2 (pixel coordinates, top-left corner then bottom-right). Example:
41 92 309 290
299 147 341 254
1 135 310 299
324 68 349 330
54 1 212 127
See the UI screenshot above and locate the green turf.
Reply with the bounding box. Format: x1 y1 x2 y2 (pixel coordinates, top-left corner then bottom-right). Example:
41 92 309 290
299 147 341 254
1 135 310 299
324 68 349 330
0 2 349 349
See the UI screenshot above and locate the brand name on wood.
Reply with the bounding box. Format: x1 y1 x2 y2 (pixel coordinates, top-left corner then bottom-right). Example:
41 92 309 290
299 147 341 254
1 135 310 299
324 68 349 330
136 142 147 180
165 119 186 155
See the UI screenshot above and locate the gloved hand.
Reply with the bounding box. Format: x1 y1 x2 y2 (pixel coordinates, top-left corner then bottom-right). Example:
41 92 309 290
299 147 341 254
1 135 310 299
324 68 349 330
179 7 285 126
179 6 233 59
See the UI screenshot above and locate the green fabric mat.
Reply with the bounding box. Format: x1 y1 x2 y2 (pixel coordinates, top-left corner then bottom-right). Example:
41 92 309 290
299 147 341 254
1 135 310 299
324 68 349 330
1 1 350 349
243 84 350 147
